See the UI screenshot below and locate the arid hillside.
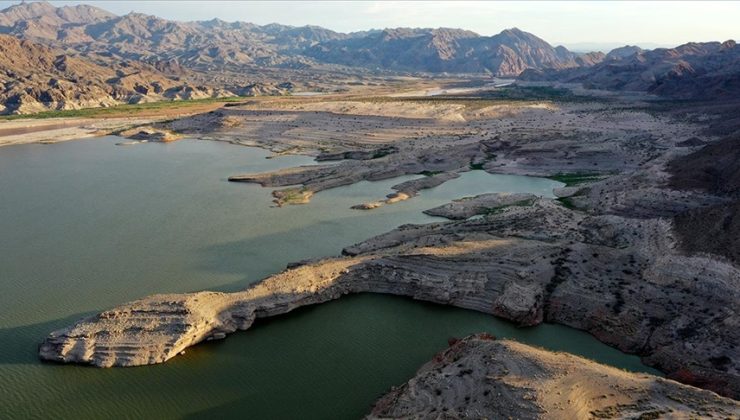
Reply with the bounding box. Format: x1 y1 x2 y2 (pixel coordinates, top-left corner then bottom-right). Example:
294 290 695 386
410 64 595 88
0 34 246 114
521 40 740 99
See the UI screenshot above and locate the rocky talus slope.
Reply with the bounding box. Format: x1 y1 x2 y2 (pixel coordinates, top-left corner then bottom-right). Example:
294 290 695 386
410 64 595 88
368 334 739 419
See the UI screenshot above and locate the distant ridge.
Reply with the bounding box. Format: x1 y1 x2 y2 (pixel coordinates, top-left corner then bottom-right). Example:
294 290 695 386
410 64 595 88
520 40 740 99
306 27 602 74
0 1 602 76
1 1 738 113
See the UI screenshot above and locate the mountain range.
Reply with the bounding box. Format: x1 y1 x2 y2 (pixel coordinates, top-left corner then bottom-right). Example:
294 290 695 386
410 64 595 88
0 1 602 74
521 40 740 99
0 1 737 114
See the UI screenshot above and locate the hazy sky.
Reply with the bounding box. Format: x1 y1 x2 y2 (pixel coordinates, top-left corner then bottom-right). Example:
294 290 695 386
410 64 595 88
3 1 739 49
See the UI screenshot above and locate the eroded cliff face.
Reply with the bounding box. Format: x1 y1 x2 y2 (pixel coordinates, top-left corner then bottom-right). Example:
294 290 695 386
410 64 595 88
368 334 740 419
38 258 365 367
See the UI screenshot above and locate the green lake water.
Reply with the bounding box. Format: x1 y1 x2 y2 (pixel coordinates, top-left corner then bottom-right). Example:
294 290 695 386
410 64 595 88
0 137 657 419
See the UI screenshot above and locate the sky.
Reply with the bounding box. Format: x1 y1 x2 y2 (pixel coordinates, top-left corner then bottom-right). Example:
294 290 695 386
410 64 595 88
2 1 739 50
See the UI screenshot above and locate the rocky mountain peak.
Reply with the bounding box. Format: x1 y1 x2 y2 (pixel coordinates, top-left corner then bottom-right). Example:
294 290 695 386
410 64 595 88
55 4 116 24
499 27 526 37
605 45 643 60
721 39 736 50
0 1 114 27
0 0 55 22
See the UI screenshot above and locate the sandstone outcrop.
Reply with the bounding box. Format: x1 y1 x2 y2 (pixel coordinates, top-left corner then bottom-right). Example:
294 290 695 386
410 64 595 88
390 172 461 198
350 202 384 210
118 126 182 142
368 334 739 419
39 258 362 367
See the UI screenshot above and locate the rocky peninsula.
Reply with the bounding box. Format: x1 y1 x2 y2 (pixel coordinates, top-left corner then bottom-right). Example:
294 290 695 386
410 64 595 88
40 192 740 400
423 192 537 219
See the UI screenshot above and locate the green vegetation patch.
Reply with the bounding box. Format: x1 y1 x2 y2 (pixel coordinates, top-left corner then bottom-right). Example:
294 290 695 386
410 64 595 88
556 197 579 210
273 187 314 205
371 147 397 159
548 172 606 187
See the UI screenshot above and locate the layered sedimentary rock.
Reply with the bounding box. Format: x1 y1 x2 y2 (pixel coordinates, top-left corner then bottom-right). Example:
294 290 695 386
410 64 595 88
228 141 483 206
39 197 740 399
39 259 362 367
368 334 739 419
38 92 740 402
352 172 464 210
423 192 536 219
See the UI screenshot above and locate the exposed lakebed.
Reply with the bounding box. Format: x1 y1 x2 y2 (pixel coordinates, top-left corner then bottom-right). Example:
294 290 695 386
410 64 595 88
0 137 657 418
